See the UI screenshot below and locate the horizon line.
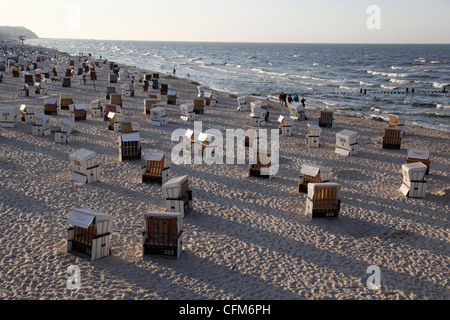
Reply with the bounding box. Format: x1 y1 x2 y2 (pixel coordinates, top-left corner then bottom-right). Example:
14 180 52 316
28 37 450 46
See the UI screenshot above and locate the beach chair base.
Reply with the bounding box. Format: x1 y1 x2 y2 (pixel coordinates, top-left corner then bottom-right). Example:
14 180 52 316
382 142 401 149
165 190 193 217
71 167 99 184
400 181 427 198
279 126 292 136
306 199 341 219
306 136 320 148
143 241 182 260
119 148 142 161
249 169 273 180
55 132 72 144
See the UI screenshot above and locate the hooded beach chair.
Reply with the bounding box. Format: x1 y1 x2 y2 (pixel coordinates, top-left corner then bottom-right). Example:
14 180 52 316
67 208 112 261
150 106 168 126
407 149 430 175
44 98 58 115
110 93 122 107
162 175 193 216
89 100 103 118
180 103 195 121
0 106 18 128
114 120 139 134
54 118 76 143
160 83 170 95
244 125 259 149
142 211 183 260
319 110 333 128
250 104 266 127
305 183 341 219
141 152 171 184
383 128 402 149
119 133 142 161
298 164 331 193
106 86 116 99
193 98 205 114
278 115 293 136
70 148 99 183
103 104 121 121
69 104 87 122
335 129 358 156
237 96 249 112
203 90 217 107
62 77 71 88
20 104 36 123
108 112 125 131
400 162 427 198
144 99 158 114
389 115 405 135
31 114 51 136
306 123 322 148
167 91 178 105
59 93 74 110
249 150 274 179
289 102 307 121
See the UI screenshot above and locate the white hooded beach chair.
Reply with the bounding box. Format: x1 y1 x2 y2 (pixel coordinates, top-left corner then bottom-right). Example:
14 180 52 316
237 96 248 112
89 100 103 118
121 83 134 97
70 148 99 183
180 103 195 121
141 152 171 184
69 104 87 122
119 133 142 161
142 211 183 260
250 105 266 127
0 106 18 128
407 149 430 175
67 208 112 261
31 114 51 136
108 112 125 131
400 162 427 198
305 183 341 219
20 104 36 123
289 102 307 121
54 118 76 143
162 175 193 216
306 123 322 148
335 129 358 156
203 90 216 107
278 115 293 136
150 106 168 126
298 164 331 193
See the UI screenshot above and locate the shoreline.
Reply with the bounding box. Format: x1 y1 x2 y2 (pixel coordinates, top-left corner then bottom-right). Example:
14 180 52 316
0 43 449 300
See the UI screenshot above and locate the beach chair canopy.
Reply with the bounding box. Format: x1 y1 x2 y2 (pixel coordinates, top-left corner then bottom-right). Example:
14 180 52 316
144 152 165 162
121 133 140 142
162 175 188 199
69 208 112 231
408 149 429 160
402 162 427 182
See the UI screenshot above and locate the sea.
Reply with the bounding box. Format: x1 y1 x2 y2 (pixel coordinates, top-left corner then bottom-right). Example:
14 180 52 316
27 39 450 132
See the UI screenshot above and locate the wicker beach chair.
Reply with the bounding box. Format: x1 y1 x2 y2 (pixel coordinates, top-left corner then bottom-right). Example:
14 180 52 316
167 91 178 105
141 152 171 184
400 162 427 198
319 110 333 128
59 93 74 110
44 98 58 115
104 104 121 121
0 106 18 128
142 211 183 260
298 164 331 193
305 183 341 219
382 128 402 149
67 208 112 261
119 133 142 161
249 150 274 179
31 114 51 136
193 98 205 114
407 149 430 175
20 104 36 123
69 104 87 122
110 93 122 107
278 115 293 136
388 115 405 135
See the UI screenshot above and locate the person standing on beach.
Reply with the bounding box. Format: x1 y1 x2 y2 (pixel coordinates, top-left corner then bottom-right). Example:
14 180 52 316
288 94 293 105
293 94 300 103
301 96 306 108
83 74 86 85
279 92 283 106
282 92 288 107
173 68 176 76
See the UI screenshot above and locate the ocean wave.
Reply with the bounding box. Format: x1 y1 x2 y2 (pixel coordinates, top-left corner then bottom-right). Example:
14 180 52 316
433 82 449 88
381 84 398 90
360 81 375 87
391 66 405 70
436 104 450 109
415 58 426 63
389 79 412 85
368 70 410 78
313 63 320 66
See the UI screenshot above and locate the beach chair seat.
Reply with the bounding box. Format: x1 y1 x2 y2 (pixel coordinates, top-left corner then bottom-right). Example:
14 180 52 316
167 91 178 105
335 129 358 156
119 133 142 161
407 149 430 175
289 102 307 120
305 183 341 219
400 162 427 198
110 93 122 107
298 164 331 193
59 93 74 110
141 152 171 184
150 106 168 126
67 208 112 261
24 73 34 86
142 211 183 259
62 77 71 88
193 98 205 114
249 150 274 179
383 128 402 149
162 175 193 216
319 110 333 128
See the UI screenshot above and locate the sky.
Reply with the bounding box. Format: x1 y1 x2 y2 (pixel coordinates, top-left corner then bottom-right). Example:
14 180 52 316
1 0 449 43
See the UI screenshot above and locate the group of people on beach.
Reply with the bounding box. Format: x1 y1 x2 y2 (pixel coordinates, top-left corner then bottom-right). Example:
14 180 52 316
279 92 305 108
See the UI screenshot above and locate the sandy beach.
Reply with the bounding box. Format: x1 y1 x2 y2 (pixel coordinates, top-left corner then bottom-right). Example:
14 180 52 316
0 45 449 300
